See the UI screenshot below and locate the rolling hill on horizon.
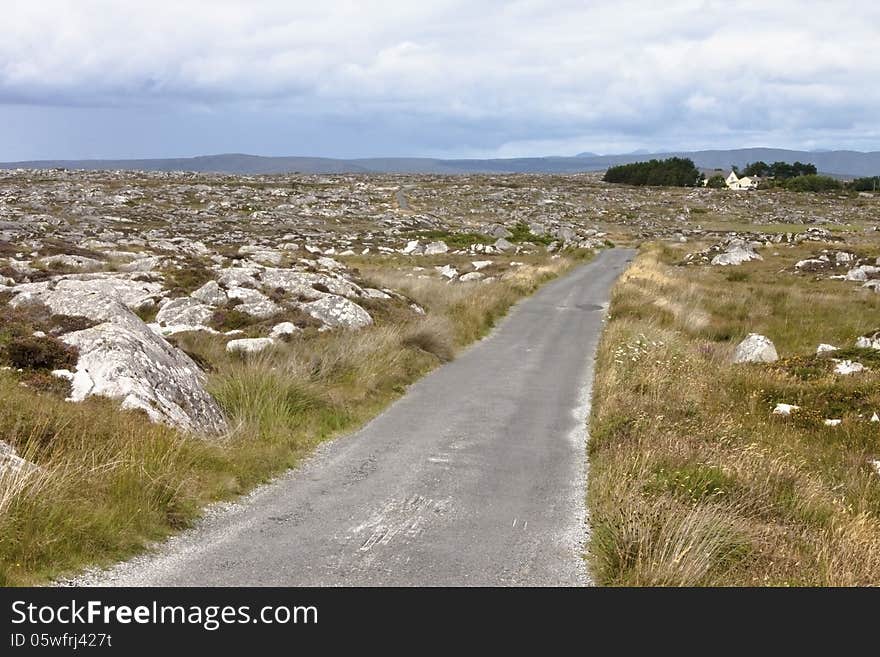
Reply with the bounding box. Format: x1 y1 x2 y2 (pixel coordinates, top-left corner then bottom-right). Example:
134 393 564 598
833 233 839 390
2 148 879 177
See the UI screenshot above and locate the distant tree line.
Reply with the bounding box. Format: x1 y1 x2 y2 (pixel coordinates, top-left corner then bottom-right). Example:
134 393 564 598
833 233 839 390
741 161 817 178
603 157 701 187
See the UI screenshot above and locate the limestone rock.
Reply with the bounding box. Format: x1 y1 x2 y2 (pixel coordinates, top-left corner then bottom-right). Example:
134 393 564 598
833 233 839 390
191 280 227 306
733 333 778 363
269 322 300 339
226 287 280 319
424 241 449 256
61 303 228 435
156 297 213 327
301 295 372 329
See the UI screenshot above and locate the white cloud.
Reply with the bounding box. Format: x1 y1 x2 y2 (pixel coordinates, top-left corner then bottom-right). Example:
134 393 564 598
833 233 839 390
1 0 879 156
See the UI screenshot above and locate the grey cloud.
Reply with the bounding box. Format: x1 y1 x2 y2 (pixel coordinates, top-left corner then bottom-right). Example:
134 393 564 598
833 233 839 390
1 1 879 158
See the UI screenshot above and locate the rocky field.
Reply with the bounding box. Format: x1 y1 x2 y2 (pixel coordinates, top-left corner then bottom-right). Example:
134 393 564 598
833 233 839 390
2 167 879 585
0 168 605 584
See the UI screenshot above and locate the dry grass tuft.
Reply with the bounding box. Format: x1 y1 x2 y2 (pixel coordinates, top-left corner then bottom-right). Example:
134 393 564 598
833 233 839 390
588 244 880 586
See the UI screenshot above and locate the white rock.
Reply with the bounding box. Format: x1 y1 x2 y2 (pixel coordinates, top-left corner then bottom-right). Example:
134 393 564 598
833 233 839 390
773 403 800 416
471 260 493 271
733 333 778 363
120 256 164 272
845 267 869 282
402 240 421 255
871 413 879 423
855 333 880 350
824 419 842 427
61 303 228 435
424 241 449 256
191 280 227 306
459 272 484 282
0 440 39 477
362 288 391 299
317 257 343 270
261 268 364 299
301 295 372 329
269 322 299 339
435 264 458 279
39 254 104 270
833 359 865 375
226 337 276 354
494 237 514 252
217 267 261 289
9 275 164 318
816 343 838 354
795 258 827 271
156 297 213 327
711 245 763 266
226 287 280 319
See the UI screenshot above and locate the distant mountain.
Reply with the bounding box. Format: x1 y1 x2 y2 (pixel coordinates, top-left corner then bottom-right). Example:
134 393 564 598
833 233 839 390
2 148 879 177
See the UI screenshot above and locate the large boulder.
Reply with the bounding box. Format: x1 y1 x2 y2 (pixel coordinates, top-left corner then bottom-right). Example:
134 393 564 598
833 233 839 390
301 295 372 329
732 333 778 363
60 302 228 435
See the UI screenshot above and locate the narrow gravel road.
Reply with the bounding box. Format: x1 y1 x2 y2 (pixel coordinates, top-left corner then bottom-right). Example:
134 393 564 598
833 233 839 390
72 249 634 587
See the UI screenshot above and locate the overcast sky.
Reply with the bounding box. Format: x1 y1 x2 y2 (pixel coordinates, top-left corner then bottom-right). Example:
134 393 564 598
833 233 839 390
2 0 878 160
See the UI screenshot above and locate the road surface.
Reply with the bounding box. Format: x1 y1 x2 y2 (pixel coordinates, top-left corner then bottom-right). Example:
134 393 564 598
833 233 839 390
72 249 634 586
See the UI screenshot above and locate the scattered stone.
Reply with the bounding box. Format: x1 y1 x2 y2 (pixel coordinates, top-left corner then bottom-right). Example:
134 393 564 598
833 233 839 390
816 343 838 354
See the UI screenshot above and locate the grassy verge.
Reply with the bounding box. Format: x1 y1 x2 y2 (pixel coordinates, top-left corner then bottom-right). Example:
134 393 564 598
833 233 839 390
587 243 880 585
0 252 589 585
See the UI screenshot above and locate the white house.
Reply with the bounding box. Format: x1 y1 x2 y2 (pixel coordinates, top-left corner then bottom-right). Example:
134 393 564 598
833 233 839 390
724 171 759 190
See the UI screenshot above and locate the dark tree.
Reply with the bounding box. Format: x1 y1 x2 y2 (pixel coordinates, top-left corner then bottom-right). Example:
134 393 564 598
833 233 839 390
603 158 702 187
